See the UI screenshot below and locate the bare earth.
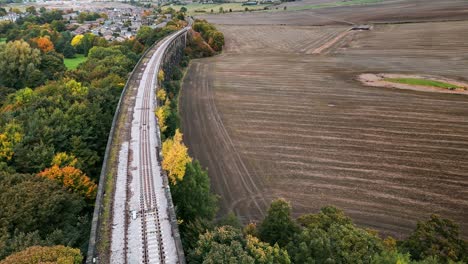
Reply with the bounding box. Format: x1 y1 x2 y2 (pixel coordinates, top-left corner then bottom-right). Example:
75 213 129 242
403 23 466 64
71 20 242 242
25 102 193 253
180 0 468 238
198 0 468 26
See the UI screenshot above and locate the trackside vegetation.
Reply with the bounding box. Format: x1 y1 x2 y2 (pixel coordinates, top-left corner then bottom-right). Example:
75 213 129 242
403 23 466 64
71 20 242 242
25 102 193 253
384 78 463 90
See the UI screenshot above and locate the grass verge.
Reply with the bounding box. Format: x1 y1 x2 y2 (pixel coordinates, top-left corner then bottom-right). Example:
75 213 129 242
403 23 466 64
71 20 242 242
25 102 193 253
384 78 462 90
64 54 86 70
0 38 6 43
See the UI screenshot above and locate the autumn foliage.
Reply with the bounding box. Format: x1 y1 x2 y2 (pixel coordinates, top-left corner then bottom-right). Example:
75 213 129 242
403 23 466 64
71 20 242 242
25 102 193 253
162 129 192 184
38 165 97 201
0 245 82 264
32 36 55 52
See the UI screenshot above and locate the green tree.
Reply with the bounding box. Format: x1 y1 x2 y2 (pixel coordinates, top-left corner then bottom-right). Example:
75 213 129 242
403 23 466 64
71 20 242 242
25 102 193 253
25 6 37 15
39 51 66 81
0 40 42 89
258 198 300 247
171 160 218 223
0 173 87 259
287 207 384 264
400 215 468 263
190 226 290 264
371 250 412 264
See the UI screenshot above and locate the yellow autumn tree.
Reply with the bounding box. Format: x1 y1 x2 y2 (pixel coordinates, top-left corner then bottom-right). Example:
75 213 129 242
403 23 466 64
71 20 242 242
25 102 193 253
51 152 78 167
71 34 84 47
156 88 167 104
0 121 24 161
65 79 88 96
0 245 82 264
155 99 171 133
158 69 165 82
162 129 192 184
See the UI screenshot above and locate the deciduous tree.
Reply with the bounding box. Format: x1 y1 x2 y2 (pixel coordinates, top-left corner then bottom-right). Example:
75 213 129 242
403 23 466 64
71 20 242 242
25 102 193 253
38 165 97 201
0 40 41 89
171 161 218 223
258 198 300 247
33 36 54 52
161 129 191 184
0 245 82 264
0 173 86 259
400 214 468 263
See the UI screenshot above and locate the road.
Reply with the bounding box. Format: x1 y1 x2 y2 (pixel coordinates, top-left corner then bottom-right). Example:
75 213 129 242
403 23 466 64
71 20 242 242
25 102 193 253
110 26 189 264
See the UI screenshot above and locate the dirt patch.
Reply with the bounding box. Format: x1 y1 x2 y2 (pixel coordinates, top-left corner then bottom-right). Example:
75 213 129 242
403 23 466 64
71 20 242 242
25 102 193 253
359 73 468 95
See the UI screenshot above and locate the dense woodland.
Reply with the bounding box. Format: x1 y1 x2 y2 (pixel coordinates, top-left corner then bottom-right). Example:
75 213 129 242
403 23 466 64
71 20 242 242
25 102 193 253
0 5 466 264
0 6 186 262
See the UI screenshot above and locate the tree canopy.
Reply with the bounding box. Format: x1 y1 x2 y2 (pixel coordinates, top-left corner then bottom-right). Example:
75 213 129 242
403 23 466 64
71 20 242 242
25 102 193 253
0 245 82 264
162 129 192 184
0 173 87 259
0 40 41 89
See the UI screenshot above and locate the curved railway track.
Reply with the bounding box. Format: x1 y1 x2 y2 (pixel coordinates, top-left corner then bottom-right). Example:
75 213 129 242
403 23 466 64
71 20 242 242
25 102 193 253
108 25 190 264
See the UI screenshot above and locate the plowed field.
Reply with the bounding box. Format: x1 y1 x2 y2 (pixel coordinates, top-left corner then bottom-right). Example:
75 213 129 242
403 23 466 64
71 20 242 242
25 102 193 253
180 3 468 238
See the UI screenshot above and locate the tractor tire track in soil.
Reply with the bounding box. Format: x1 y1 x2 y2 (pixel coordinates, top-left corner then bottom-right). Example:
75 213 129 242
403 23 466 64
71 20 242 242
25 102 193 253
181 3 468 238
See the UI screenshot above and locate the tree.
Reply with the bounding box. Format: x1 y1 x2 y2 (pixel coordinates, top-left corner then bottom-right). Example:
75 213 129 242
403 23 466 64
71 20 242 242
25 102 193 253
0 40 41 89
0 173 86 259
161 129 192 184
33 36 54 52
155 99 171 133
245 235 291 264
180 6 188 13
38 165 97 201
70 34 83 47
158 69 165 82
189 226 290 264
371 251 412 264
0 245 82 264
171 161 218 223
0 121 23 162
51 152 78 168
258 198 300 247
136 26 153 45
297 206 352 229
39 51 66 81
287 206 384 264
51 20 66 32
208 31 224 52
400 215 468 263
25 6 37 15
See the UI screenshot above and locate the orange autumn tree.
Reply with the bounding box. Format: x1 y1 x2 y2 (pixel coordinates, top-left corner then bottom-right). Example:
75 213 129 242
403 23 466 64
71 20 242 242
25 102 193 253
33 36 54 52
38 153 97 201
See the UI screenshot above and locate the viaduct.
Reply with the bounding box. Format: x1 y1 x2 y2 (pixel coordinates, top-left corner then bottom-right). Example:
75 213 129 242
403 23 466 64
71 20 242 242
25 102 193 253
86 25 189 264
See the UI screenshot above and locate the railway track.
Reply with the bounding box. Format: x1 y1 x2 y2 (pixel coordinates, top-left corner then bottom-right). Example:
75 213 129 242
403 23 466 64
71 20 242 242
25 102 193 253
108 25 190 264
139 51 166 264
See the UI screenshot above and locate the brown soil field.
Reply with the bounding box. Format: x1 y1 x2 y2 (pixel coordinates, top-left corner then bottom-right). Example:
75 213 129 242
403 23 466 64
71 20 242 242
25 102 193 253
198 0 468 26
180 4 468 238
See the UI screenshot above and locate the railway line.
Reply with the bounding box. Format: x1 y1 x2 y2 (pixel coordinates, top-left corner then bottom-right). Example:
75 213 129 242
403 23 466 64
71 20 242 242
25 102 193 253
107 26 189 264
